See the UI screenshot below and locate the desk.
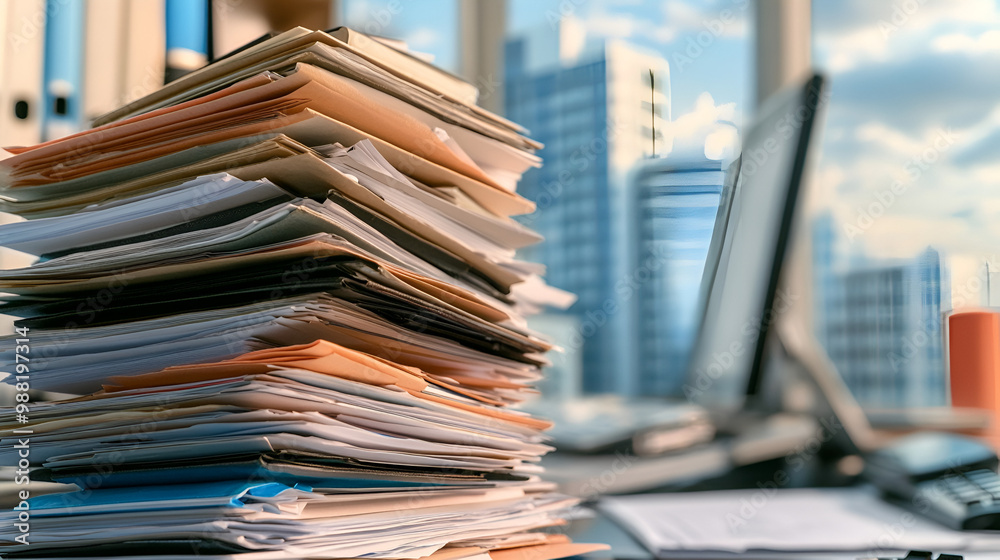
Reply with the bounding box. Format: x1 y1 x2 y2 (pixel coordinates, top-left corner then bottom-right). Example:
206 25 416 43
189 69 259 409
542 413 823 496
568 488 1000 560
566 510 651 560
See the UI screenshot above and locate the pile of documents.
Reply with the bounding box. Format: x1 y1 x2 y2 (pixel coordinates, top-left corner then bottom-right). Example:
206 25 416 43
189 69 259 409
0 27 601 559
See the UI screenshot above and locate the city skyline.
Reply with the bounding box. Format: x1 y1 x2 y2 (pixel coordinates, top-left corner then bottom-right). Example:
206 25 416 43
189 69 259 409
505 19 730 398
353 0 1000 262
505 19 672 395
336 0 998 407
630 156 724 396
814 211 951 407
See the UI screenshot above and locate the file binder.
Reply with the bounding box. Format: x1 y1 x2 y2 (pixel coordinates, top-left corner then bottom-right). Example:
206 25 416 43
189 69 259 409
82 0 165 126
41 0 85 140
120 0 165 104
166 0 210 82
83 0 127 124
0 0 46 147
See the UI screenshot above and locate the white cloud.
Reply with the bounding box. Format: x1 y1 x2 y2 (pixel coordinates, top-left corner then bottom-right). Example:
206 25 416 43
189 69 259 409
970 163 1000 186
815 0 1000 73
933 30 1000 54
663 0 748 40
704 127 738 160
816 0 1000 40
853 215 969 259
816 27 895 73
405 27 440 50
577 0 747 48
663 92 739 160
817 121 1000 259
586 13 639 39
811 2 1000 259
854 122 926 155
811 164 846 210
852 122 963 168
654 0 708 43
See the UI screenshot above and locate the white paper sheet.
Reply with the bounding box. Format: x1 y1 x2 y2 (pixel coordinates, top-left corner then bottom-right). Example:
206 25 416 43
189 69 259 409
601 487 1000 556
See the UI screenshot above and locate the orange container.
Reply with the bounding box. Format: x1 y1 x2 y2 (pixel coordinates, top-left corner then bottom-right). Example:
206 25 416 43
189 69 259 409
949 310 1000 446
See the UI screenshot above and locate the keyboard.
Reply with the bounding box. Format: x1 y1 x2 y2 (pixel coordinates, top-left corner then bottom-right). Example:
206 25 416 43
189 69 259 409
865 432 1000 531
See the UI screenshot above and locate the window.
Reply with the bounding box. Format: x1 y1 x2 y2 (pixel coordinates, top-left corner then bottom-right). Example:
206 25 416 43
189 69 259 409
810 2 999 408
340 0 458 72
508 0 751 398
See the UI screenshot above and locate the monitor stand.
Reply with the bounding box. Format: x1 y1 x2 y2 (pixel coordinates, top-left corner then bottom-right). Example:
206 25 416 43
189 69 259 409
760 314 879 457
541 315 871 497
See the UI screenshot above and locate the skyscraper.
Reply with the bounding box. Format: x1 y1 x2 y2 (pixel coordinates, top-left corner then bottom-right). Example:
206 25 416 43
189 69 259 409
505 19 670 395
629 155 723 396
821 247 949 407
811 211 841 348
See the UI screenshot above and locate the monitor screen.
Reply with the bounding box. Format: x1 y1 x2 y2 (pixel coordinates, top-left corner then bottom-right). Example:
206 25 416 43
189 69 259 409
685 74 826 411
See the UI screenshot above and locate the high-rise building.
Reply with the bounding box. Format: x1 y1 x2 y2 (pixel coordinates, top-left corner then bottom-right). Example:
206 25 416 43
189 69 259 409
505 19 670 395
629 155 723 396
821 247 949 407
811 211 842 348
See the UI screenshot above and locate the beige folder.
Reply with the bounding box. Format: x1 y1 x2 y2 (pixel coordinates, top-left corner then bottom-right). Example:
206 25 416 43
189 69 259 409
105 339 554 431
94 27 519 134
1 66 534 217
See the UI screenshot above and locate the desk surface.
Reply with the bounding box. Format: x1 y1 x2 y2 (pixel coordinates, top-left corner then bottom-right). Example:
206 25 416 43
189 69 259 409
542 413 822 496
569 494 1000 560
568 510 651 560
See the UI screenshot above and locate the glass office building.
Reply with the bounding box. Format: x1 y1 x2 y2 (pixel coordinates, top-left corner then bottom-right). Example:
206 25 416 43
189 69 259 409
819 245 949 407
811 211 840 348
630 156 724 396
505 19 670 395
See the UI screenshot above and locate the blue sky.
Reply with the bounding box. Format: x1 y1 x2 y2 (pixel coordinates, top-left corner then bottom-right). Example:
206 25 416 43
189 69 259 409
810 0 1000 265
508 0 752 118
342 0 1000 264
341 0 751 116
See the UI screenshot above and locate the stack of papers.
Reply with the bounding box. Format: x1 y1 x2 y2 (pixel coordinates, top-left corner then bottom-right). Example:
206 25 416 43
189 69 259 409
0 27 601 560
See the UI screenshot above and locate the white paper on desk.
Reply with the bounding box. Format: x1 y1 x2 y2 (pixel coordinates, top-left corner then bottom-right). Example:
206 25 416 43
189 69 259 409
600 487 1000 556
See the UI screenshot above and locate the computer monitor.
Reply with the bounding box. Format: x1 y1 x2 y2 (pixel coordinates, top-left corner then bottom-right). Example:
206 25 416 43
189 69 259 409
686 74 827 413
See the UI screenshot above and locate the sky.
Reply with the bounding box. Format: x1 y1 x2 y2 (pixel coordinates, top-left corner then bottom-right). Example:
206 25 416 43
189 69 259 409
811 0 1000 265
341 0 1000 266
